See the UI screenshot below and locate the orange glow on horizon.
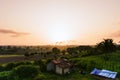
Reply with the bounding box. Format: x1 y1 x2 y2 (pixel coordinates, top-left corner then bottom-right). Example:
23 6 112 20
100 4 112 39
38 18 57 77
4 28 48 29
0 0 120 45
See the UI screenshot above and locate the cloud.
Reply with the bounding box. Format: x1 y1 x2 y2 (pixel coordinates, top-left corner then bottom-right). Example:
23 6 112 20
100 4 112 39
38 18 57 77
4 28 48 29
110 30 120 38
0 29 30 37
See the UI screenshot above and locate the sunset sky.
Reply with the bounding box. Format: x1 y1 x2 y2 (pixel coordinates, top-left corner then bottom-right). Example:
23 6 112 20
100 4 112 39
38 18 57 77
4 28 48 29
0 0 120 45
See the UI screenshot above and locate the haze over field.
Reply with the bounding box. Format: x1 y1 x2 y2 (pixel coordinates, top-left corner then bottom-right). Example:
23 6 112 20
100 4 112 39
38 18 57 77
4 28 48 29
0 0 120 45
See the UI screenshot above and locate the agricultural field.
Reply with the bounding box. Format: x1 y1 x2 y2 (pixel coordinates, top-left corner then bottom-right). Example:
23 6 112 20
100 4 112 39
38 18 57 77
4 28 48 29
0 39 120 80
70 50 120 79
0 51 120 80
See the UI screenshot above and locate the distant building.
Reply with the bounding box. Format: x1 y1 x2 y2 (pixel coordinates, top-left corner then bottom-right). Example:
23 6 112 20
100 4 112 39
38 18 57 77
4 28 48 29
47 59 72 75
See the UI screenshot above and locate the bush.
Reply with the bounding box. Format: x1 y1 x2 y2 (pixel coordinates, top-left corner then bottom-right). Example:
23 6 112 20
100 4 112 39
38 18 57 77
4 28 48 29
76 60 87 70
0 71 11 80
4 62 16 71
15 62 25 66
34 74 46 80
33 60 47 72
24 61 32 65
13 65 40 79
0 65 5 72
24 53 30 57
15 61 32 67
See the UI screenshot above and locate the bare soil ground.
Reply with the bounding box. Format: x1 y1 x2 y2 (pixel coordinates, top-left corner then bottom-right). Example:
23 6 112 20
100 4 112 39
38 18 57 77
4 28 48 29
0 56 24 64
0 55 42 64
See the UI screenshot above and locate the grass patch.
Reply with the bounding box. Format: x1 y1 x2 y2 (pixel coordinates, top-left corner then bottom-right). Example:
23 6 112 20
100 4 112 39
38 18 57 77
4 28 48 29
70 51 120 79
0 55 24 58
43 72 99 80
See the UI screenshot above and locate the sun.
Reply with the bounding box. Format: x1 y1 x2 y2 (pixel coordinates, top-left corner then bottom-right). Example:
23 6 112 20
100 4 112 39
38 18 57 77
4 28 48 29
47 25 71 43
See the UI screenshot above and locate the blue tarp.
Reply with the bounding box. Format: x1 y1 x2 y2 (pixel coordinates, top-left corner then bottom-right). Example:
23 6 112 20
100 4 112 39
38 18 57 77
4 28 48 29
90 68 117 79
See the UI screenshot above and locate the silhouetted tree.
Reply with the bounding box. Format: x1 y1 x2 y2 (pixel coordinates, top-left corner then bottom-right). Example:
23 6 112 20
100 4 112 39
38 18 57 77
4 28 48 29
66 48 74 55
52 47 60 54
24 53 30 57
61 50 66 55
96 39 116 53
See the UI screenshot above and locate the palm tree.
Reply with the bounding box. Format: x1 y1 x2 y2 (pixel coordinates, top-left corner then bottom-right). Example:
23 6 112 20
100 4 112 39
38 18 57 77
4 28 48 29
96 39 116 53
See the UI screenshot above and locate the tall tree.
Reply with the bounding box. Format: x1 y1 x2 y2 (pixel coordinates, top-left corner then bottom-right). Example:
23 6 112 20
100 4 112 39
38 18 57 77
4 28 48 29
66 47 75 55
96 39 116 53
52 47 60 54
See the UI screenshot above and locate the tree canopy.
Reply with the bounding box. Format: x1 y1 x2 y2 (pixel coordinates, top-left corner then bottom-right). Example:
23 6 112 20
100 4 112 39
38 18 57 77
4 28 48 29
96 39 116 53
52 47 60 54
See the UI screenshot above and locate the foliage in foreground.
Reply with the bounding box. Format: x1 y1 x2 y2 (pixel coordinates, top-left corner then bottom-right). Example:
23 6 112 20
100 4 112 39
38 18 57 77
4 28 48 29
70 50 120 79
0 71 11 80
13 65 40 79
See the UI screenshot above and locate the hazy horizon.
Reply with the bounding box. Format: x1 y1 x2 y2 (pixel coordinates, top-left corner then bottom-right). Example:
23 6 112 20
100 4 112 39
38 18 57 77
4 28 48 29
0 0 120 45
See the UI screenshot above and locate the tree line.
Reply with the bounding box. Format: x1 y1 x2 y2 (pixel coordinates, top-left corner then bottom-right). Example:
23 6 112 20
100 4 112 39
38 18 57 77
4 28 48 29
0 39 120 59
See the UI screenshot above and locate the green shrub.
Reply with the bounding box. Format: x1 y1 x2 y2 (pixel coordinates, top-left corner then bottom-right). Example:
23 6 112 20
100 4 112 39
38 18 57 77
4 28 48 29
4 62 16 71
15 61 25 67
34 74 46 80
0 76 7 80
24 61 32 65
0 65 5 72
76 60 87 70
15 61 32 67
24 53 30 57
33 60 47 72
13 65 40 79
0 71 11 80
